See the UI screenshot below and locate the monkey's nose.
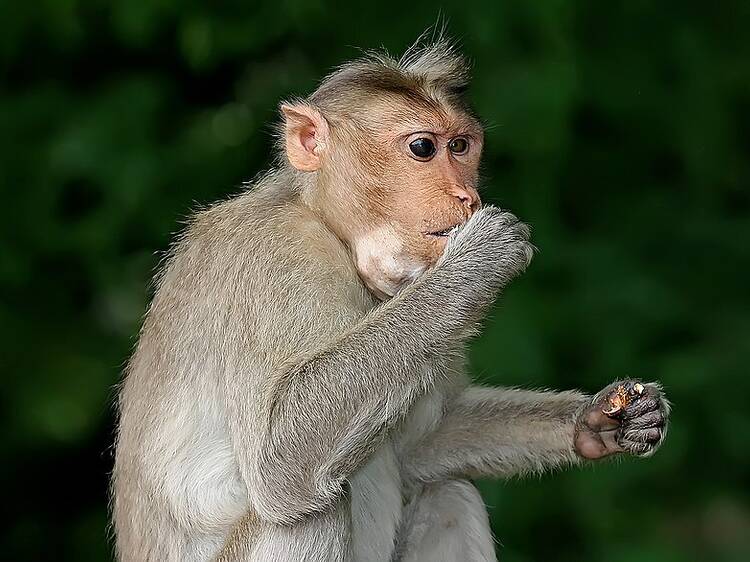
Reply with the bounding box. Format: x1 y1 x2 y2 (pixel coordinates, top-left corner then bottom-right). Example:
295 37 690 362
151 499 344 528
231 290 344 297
449 185 481 213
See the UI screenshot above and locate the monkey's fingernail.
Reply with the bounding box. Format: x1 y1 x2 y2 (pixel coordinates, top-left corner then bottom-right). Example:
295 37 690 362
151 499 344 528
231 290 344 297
634 383 645 395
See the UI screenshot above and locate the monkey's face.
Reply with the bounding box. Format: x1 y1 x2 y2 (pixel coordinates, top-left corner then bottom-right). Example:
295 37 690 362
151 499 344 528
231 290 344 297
344 103 484 299
280 98 483 300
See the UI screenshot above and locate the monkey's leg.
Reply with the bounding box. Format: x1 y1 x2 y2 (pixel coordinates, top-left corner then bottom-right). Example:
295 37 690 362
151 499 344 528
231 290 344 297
395 479 496 562
217 498 352 562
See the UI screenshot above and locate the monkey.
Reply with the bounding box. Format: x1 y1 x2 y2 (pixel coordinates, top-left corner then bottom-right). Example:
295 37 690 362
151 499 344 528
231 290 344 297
112 38 670 562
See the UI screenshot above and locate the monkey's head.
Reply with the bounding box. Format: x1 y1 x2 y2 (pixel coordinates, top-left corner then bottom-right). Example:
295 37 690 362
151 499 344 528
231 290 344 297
281 40 483 299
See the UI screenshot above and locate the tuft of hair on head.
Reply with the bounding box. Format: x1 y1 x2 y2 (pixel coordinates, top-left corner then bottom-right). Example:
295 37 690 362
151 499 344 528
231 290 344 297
305 32 472 120
397 32 471 97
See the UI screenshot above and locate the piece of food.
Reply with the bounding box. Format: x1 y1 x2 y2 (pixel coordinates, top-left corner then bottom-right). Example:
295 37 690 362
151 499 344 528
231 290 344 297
602 382 645 417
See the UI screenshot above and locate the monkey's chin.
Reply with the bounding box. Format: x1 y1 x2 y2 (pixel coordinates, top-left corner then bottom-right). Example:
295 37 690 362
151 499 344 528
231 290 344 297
359 263 426 301
352 227 427 300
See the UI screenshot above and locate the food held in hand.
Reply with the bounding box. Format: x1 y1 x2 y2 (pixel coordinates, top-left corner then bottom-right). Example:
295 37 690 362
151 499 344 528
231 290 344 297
602 382 645 417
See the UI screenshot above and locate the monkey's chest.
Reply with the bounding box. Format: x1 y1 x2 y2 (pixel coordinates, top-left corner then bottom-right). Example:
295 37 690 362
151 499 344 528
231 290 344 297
349 391 445 561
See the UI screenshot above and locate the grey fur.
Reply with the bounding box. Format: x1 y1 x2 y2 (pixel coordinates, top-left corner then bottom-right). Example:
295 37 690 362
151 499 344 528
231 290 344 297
112 40 669 562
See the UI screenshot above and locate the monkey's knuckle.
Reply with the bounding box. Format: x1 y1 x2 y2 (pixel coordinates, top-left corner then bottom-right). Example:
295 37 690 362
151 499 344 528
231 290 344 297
619 435 655 457
647 384 668 407
498 220 531 248
504 239 535 268
524 243 535 266
515 221 531 241
636 444 657 457
493 212 521 234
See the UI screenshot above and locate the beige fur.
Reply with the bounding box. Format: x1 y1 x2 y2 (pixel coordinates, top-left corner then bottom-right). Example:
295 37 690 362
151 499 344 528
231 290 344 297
112 38 670 562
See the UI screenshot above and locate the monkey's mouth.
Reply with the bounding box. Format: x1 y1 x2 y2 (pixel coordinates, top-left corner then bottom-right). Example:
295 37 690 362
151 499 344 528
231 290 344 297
426 224 460 238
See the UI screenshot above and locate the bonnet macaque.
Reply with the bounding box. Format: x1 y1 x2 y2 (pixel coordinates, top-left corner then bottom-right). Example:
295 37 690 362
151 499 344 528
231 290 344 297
113 39 670 562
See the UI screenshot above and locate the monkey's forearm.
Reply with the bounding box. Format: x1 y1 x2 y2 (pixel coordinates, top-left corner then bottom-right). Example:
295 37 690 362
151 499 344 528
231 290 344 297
254 270 482 522
249 208 533 523
403 386 589 483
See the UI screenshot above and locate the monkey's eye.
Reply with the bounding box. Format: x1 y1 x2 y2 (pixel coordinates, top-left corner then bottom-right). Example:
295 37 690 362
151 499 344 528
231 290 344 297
408 138 436 160
448 137 469 155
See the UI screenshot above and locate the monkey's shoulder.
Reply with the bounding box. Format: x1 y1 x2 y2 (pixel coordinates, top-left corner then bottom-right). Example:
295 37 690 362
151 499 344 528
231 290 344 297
149 186 374 360
168 187 364 297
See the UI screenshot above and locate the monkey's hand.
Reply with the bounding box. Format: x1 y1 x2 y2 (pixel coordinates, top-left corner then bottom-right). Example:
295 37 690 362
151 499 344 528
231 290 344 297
439 206 534 304
574 380 670 460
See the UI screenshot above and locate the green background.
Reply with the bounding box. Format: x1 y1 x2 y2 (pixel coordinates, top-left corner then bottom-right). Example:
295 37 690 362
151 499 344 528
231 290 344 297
2 1 749 561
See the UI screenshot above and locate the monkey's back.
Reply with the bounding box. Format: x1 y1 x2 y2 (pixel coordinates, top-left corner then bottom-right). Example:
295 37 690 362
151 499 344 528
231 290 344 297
112 173 375 561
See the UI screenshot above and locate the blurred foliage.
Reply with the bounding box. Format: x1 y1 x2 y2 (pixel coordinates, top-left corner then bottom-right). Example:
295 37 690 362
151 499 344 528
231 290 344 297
1 1 749 561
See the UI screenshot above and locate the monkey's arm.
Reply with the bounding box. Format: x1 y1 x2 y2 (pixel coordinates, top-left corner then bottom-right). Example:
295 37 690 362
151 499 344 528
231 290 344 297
233 207 532 524
403 386 587 482
403 381 670 483
248 277 483 524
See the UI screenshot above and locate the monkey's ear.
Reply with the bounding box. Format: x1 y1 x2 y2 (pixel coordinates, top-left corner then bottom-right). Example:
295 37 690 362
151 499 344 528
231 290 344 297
280 103 330 172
